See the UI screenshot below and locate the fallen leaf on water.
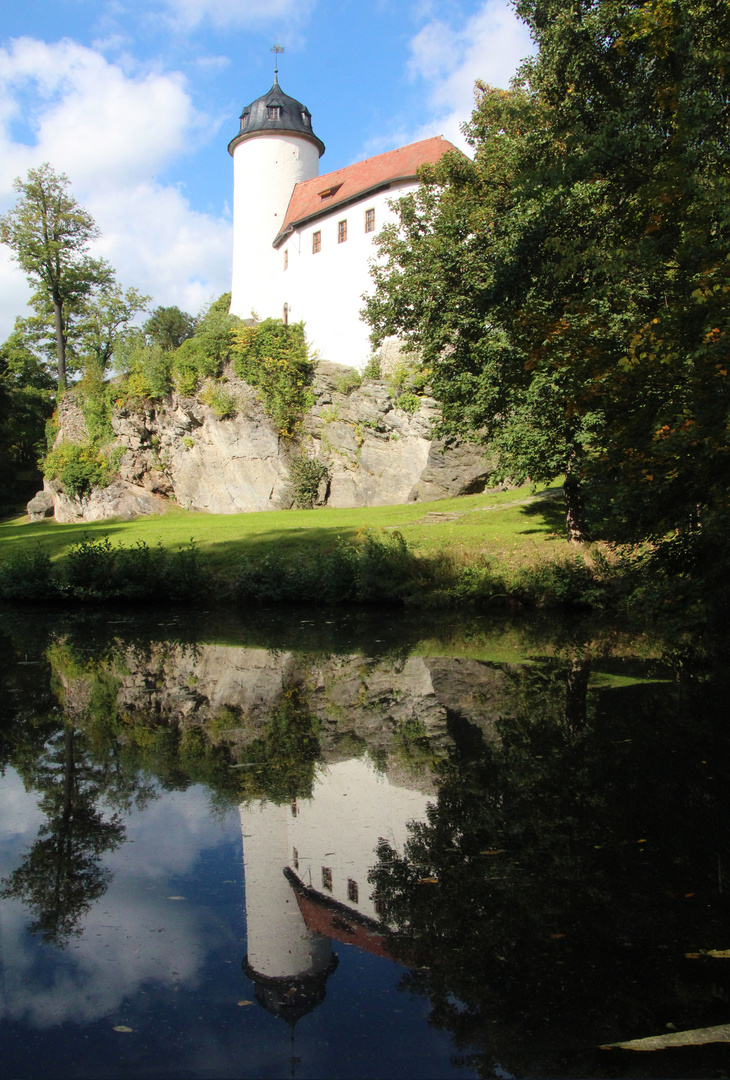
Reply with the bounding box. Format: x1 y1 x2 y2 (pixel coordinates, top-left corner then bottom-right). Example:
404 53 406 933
237 1000 253 1006
284 988 298 997
550 933 566 940
637 839 647 844
685 953 700 959
113 1025 134 1033
417 877 439 884
167 896 185 900
707 949 730 958
685 892 695 898
480 850 505 856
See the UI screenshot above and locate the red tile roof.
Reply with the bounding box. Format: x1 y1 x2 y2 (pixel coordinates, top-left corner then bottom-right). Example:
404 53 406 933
274 136 460 247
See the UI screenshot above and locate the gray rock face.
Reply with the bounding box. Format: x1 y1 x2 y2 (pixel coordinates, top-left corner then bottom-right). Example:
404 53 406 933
48 479 168 524
44 361 490 522
27 490 54 522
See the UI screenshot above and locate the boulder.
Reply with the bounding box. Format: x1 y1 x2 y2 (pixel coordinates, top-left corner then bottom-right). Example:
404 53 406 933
27 490 54 522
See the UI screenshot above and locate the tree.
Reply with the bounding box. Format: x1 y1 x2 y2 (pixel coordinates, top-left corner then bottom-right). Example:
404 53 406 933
75 284 149 380
143 305 197 352
365 0 730 548
0 164 111 390
0 323 55 506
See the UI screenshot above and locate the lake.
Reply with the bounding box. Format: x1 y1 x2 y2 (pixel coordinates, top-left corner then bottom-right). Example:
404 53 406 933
0 606 727 1079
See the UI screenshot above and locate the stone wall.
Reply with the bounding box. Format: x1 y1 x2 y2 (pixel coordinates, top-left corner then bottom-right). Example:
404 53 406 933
33 360 492 523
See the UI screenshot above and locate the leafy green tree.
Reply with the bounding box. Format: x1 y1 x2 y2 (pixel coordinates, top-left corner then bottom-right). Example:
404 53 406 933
0 164 113 390
0 323 55 505
75 283 149 380
365 0 730 549
143 305 197 351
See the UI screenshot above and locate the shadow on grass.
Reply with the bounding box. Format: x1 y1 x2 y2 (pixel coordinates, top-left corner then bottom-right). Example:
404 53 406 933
516 491 566 538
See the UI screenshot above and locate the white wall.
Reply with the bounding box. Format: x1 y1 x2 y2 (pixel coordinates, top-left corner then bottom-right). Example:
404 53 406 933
230 134 320 323
288 757 431 921
279 180 418 369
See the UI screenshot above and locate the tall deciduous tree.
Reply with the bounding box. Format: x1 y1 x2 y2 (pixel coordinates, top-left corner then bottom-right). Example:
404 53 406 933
0 164 111 390
365 0 730 548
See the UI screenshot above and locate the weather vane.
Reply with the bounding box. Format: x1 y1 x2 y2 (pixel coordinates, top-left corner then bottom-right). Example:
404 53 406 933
271 42 285 77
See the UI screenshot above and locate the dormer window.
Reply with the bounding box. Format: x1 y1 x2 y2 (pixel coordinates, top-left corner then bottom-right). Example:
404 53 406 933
240 112 249 131
301 111 311 126
267 105 282 120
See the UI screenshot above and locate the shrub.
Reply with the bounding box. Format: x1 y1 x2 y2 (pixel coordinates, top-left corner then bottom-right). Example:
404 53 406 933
396 391 421 415
335 370 362 395
230 318 314 438
0 546 57 600
43 442 105 497
362 355 381 379
288 455 329 509
199 384 237 419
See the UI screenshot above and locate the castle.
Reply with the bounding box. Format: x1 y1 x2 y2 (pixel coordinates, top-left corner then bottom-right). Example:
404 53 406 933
228 75 458 369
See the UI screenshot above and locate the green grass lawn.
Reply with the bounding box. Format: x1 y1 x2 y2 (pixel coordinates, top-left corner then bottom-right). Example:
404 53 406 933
0 480 569 574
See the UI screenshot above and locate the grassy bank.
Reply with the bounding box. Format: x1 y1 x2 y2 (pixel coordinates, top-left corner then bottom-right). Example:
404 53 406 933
0 481 626 610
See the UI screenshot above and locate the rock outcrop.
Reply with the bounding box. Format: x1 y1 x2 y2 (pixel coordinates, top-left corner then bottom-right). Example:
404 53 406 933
30 361 492 522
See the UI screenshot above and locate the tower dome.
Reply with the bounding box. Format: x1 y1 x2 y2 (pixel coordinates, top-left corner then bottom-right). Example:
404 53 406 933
228 77 325 158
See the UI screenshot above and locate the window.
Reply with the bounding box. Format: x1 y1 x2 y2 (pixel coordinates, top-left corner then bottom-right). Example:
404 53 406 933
312 231 321 254
347 879 359 904
283 249 288 271
373 895 387 917
283 302 289 326
321 867 333 892
301 111 311 126
292 847 299 870
267 105 282 120
338 220 348 244
290 799 298 817
365 208 375 233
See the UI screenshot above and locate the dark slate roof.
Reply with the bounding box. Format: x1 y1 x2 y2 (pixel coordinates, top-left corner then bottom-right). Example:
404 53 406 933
228 76 325 157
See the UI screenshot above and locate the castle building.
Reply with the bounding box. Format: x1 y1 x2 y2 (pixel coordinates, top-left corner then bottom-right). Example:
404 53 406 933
228 77 458 369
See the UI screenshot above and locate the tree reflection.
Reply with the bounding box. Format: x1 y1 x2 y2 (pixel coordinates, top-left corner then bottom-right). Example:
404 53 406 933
2 723 125 947
370 660 730 1077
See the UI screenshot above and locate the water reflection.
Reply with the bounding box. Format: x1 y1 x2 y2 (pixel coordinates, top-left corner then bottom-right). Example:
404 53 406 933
0 609 727 1078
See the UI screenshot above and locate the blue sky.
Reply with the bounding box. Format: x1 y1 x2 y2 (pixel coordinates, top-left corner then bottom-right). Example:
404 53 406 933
0 0 535 341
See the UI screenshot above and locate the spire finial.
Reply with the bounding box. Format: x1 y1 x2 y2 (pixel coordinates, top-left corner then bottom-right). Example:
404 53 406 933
271 42 285 82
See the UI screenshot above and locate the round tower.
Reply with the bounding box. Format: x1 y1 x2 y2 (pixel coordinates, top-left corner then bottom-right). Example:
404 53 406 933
228 78 325 322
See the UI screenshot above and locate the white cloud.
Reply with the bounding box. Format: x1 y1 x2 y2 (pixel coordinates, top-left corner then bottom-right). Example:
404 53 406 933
407 0 536 149
156 0 316 30
0 38 232 340
0 782 236 1029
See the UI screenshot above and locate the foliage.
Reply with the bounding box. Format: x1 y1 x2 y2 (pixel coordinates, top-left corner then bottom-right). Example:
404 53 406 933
199 383 237 419
287 455 329 509
74 284 149 380
143 305 197 351
230 317 314 438
43 441 107 497
369 657 730 1073
236 680 321 804
334 370 363 395
116 294 239 403
0 324 54 506
365 0 730 551
0 164 112 389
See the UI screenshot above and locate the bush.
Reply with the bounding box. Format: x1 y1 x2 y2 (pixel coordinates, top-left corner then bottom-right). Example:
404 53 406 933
288 455 329 509
199 384 237 419
0 546 57 600
335 370 362 395
230 318 314 438
43 442 105 497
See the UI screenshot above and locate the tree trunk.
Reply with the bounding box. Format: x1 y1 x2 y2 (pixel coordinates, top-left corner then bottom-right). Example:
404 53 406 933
53 296 67 391
563 462 591 543
565 658 590 732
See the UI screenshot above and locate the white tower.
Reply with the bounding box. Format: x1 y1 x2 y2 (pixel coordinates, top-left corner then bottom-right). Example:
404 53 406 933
239 800 336 1023
228 76 325 323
